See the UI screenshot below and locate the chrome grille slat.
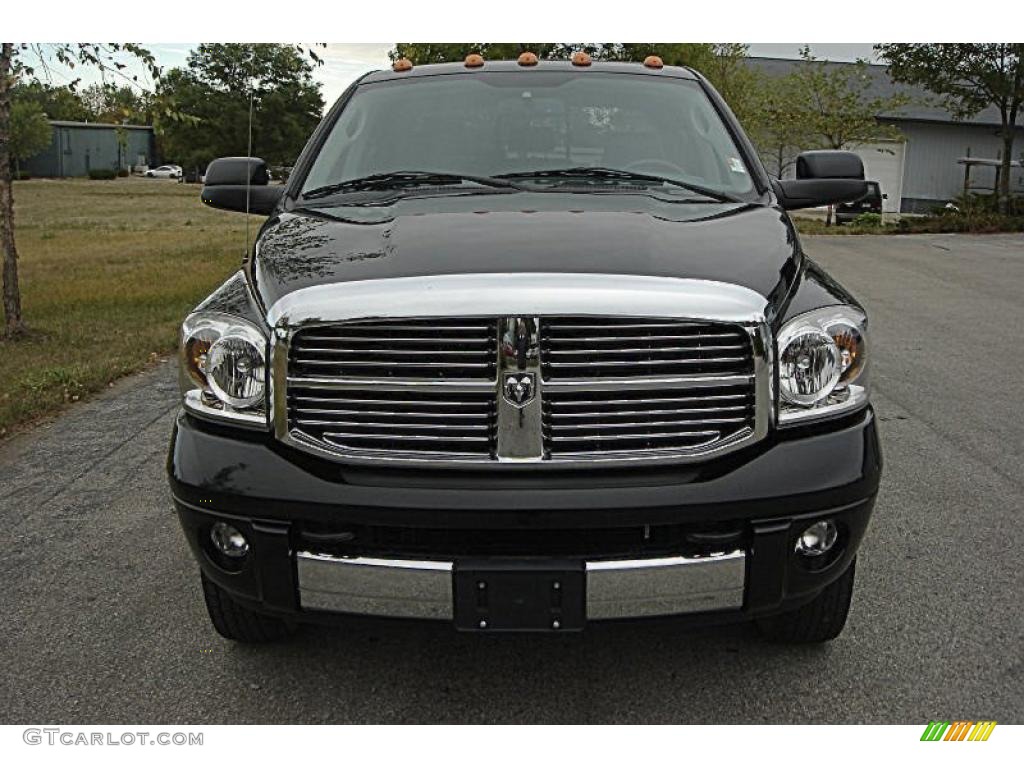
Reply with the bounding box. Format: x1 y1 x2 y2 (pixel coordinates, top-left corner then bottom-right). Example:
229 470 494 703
548 430 722 442
322 432 490 443
543 322 734 331
297 419 491 432
550 417 748 430
305 323 488 332
292 396 489 408
543 333 741 342
293 359 494 369
546 345 748 355
296 347 491 356
544 397 753 409
551 406 749 417
297 336 492 344
295 408 486 419
547 357 748 367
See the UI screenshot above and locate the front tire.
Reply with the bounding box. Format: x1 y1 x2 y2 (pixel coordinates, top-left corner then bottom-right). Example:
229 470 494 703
200 572 296 643
756 558 856 643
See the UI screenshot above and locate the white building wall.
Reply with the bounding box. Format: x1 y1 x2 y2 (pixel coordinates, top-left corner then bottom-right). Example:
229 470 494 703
898 122 1024 212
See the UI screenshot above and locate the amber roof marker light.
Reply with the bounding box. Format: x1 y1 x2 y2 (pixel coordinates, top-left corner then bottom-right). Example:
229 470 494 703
392 58 413 72
643 55 664 69
571 51 592 67
517 51 539 66
464 53 485 68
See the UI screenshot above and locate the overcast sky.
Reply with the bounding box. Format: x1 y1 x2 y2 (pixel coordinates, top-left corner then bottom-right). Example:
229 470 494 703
55 43 879 110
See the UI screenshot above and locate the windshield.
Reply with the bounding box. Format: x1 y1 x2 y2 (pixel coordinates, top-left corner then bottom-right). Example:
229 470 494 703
301 71 757 200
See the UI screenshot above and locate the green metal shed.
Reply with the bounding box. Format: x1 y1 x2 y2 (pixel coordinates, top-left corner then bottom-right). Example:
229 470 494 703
22 121 157 177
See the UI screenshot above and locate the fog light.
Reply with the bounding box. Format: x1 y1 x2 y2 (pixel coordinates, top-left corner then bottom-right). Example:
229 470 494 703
210 522 249 558
795 520 838 557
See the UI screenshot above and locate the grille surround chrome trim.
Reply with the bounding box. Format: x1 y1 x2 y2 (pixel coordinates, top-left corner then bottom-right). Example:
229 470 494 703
269 274 771 468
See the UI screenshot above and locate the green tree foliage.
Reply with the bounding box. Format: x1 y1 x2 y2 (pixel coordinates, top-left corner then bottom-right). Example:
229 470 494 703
80 82 151 124
9 101 52 174
745 74 815 179
157 44 324 170
11 81 90 121
783 48 908 151
876 44 1023 214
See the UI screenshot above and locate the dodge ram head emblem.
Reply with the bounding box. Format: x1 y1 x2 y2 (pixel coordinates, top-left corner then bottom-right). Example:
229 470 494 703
503 373 536 408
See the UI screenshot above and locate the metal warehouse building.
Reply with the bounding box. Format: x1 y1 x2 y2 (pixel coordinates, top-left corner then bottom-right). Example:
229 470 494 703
22 121 156 178
749 57 1024 213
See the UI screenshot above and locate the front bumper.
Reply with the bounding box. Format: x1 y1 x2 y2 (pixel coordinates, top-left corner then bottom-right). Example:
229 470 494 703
296 550 746 621
169 406 881 627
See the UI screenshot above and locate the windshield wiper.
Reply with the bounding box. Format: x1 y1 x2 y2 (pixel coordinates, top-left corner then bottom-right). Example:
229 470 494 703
302 171 517 199
494 166 742 203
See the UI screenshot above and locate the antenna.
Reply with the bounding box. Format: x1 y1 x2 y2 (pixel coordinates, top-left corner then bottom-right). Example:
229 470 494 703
244 47 255 261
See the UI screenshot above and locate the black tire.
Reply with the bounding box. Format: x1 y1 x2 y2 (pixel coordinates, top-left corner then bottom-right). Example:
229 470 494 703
200 572 296 643
756 558 856 644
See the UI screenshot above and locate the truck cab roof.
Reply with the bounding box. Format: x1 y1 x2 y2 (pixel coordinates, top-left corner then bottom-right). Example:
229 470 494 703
360 59 701 85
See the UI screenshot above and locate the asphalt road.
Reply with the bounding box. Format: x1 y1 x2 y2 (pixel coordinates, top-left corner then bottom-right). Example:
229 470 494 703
1 233 1021 724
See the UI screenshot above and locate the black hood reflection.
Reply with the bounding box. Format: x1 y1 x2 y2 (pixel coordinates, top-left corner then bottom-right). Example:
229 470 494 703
253 192 801 313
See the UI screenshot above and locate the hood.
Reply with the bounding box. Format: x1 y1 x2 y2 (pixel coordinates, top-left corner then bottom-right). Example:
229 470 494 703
251 191 801 318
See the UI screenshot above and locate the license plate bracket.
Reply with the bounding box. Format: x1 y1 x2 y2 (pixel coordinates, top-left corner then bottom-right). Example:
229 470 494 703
453 559 585 632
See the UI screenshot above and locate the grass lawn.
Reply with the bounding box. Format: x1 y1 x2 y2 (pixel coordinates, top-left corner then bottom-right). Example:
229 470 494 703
0 178 248 437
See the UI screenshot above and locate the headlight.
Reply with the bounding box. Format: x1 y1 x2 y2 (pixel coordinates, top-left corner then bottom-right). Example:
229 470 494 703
777 306 869 425
180 313 269 428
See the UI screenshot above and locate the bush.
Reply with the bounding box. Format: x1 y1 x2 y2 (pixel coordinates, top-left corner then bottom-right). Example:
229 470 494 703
797 211 1024 236
117 168 129 178
14 171 31 181
851 213 883 228
87 168 118 180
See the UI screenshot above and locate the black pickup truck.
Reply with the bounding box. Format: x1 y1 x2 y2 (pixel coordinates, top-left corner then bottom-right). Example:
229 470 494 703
836 181 886 223
169 55 880 643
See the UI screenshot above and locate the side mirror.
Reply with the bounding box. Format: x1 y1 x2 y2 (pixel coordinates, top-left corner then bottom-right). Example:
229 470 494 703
773 151 868 211
201 157 284 215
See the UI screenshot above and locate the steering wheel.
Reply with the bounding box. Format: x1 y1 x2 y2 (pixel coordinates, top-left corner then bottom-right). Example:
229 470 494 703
621 158 687 178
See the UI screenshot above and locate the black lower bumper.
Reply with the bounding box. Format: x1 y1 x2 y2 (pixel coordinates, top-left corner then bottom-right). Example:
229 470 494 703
168 407 881 626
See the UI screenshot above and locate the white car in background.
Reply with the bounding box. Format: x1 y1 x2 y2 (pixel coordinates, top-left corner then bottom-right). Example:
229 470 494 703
145 164 182 179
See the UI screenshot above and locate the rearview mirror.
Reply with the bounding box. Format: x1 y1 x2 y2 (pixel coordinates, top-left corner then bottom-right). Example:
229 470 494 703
773 151 868 211
201 157 283 215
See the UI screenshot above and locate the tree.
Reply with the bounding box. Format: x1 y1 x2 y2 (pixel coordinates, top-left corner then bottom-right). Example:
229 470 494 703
80 82 151 124
745 73 816 179
1 42 161 338
877 44 1024 214
11 81 90 121
9 101 51 176
157 44 324 171
784 48 908 152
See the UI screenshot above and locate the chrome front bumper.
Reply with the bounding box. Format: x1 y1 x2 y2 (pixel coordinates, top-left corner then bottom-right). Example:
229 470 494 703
296 550 746 622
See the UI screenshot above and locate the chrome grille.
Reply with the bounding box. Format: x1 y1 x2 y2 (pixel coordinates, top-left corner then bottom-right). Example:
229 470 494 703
280 314 763 466
540 318 753 380
290 318 498 380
